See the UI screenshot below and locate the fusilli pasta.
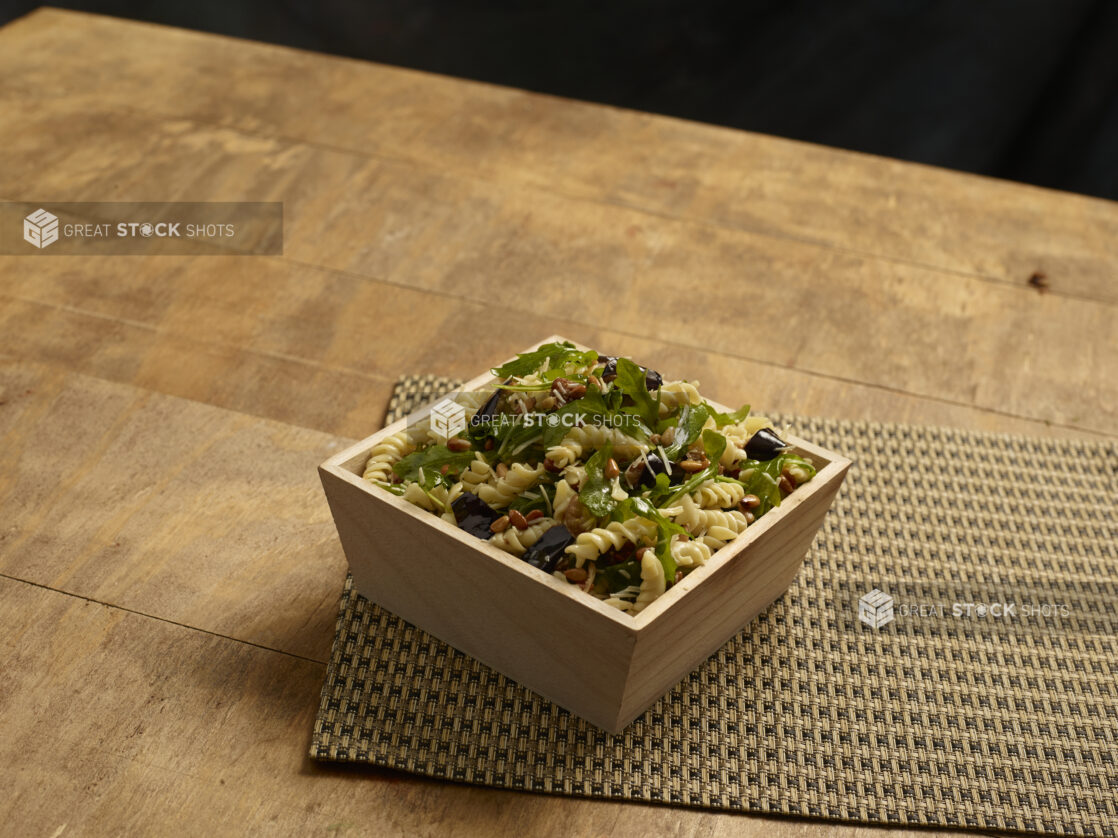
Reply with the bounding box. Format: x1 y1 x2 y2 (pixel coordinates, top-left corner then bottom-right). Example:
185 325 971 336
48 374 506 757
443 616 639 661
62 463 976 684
490 517 559 556
565 517 657 567
363 431 414 483
546 425 646 468
692 479 746 509
477 462 547 507
459 453 493 493
670 535 712 568
657 380 701 416
632 552 666 614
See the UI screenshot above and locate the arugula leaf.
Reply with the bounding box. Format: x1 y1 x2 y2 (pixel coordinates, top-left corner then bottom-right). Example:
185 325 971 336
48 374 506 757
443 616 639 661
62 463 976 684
495 421 544 461
730 452 817 516
491 341 589 379
704 401 751 428
370 481 407 496
579 442 617 517
663 430 727 507
701 428 728 466
539 385 651 448
466 407 520 453
615 497 687 584
594 557 643 595
662 402 710 460
494 381 556 392
733 463 782 514
392 445 477 485
613 357 661 431
643 470 676 507
507 481 555 516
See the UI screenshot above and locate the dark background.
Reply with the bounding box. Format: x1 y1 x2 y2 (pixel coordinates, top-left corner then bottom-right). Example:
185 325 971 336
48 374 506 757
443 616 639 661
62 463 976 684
4 0 1117 201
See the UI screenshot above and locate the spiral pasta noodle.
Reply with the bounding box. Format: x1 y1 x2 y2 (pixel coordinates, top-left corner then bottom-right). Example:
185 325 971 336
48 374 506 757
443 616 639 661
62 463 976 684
363 431 415 483
402 481 463 525
545 425 646 468
477 462 547 508
459 454 493 494
692 479 746 510
632 552 666 614
670 535 712 568
565 517 657 567
657 380 701 416
453 388 494 419
552 480 577 520
672 495 749 542
490 517 558 557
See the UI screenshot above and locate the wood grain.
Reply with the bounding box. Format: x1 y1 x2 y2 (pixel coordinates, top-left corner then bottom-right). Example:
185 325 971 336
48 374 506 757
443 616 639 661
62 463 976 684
3 9 1117 304
0 360 348 660
0 98 1114 435
1 269 1111 442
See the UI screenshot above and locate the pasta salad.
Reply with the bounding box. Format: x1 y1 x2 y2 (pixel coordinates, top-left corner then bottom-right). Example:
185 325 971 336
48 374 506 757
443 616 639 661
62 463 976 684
363 342 816 615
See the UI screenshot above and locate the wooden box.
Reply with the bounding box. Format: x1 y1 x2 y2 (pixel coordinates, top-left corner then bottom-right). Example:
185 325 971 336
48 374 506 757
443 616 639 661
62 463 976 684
318 338 851 733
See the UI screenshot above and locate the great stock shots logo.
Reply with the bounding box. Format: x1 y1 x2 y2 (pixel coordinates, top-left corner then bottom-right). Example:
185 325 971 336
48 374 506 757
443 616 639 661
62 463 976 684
858 588 895 629
23 208 59 249
429 399 467 443
5 202 283 255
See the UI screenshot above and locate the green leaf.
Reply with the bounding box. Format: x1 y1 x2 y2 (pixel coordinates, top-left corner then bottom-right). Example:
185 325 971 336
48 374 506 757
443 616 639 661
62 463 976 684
734 463 782 514
392 445 477 485
662 402 710 460
491 341 593 379
507 481 555 516
539 385 650 448
702 428 728 463
613 357 661 430
370 481 407 496
663 430 727 507
729 452 817 516
594 557 643 595
579 442 617 517
540 400 594 447
619 497 687 584
704 401 751 428
542 350 598 377
495 421 544 461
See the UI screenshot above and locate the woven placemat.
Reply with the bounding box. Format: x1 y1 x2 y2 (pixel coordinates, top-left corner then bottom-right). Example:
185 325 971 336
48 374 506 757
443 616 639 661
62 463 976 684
312 376 1118 836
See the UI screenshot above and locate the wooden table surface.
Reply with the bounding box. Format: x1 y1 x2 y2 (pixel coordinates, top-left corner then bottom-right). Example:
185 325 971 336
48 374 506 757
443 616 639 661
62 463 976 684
1 8 1114 837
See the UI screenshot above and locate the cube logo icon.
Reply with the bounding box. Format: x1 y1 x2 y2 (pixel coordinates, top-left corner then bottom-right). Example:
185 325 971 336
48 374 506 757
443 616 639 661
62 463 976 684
859 588 894 629
430 398 466 443
24 208 59 249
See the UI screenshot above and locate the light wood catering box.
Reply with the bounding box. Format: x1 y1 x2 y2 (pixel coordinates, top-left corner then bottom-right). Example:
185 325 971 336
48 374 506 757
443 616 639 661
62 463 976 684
319 338 851 733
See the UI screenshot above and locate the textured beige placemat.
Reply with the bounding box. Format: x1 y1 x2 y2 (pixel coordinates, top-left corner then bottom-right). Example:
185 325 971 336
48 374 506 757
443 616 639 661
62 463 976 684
312 376 1118 836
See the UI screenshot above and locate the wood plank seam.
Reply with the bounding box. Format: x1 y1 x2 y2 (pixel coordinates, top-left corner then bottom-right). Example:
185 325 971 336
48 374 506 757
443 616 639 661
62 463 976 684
3 282 1113 441
272 260 1118 439
0 289 401 390
0 570 330 665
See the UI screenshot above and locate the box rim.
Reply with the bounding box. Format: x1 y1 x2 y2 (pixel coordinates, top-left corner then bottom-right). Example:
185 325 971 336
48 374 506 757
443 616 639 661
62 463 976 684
320 335 851 631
